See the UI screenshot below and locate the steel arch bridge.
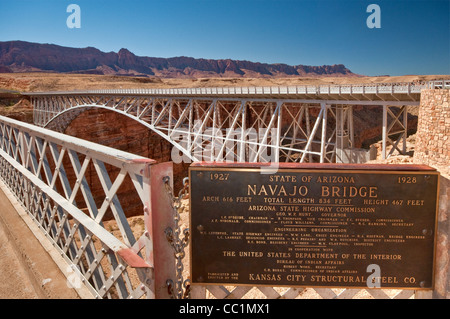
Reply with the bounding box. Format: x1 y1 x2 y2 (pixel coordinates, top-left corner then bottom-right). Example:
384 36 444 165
25 80 449 164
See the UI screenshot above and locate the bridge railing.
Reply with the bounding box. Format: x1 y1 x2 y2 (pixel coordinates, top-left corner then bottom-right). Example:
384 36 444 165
0 115 175 299
26 80 445 98
428 79 450 89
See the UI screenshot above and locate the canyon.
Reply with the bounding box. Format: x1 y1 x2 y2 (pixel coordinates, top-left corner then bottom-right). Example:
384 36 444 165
0 41 357 78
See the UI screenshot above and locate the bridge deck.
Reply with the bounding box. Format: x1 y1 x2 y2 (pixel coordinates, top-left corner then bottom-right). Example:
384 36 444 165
21 80 450 101
23 81 432 102
0 185 80 299
0 210 40 298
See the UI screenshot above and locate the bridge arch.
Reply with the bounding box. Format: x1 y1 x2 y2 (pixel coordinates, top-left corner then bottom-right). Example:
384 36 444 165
43 104 193 162
44 105 190 192
36 97 341 164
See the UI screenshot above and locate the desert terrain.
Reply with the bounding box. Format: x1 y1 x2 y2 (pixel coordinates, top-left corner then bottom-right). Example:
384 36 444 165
1 72 450 93
1 72 449 122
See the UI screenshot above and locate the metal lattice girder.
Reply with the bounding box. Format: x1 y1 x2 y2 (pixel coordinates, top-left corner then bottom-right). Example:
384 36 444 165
26 80 442 102
25 80 432 164
382 105 409 160
0 115 175 299
28 96 386 165
189 284 416 300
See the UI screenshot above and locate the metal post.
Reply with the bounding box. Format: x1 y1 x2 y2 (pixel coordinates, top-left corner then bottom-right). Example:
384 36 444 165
403 105 408 154
305 105 313 163
348 105 354 148
335 105 343 162
320 103 328 163
239 101 247 162
382 105 387 160
300 104 324 163
147 162 176 299
274 101 283 161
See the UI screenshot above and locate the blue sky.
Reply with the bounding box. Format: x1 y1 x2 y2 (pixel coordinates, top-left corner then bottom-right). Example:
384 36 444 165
0 0 449 76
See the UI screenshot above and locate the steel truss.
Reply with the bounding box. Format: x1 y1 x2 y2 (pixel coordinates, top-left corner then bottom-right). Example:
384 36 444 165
382 105 409 159
0 115 176 299
28 84 424 163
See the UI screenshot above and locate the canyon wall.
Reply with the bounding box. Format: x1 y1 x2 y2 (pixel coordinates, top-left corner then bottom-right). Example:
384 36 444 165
62 109 189 219
0 41 357 78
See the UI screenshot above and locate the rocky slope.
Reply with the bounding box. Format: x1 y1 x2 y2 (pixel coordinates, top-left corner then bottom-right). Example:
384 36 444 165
0 41 357 78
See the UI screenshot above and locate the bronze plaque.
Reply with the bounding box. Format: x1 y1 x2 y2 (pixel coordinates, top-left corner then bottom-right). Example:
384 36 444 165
189 163 439 289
